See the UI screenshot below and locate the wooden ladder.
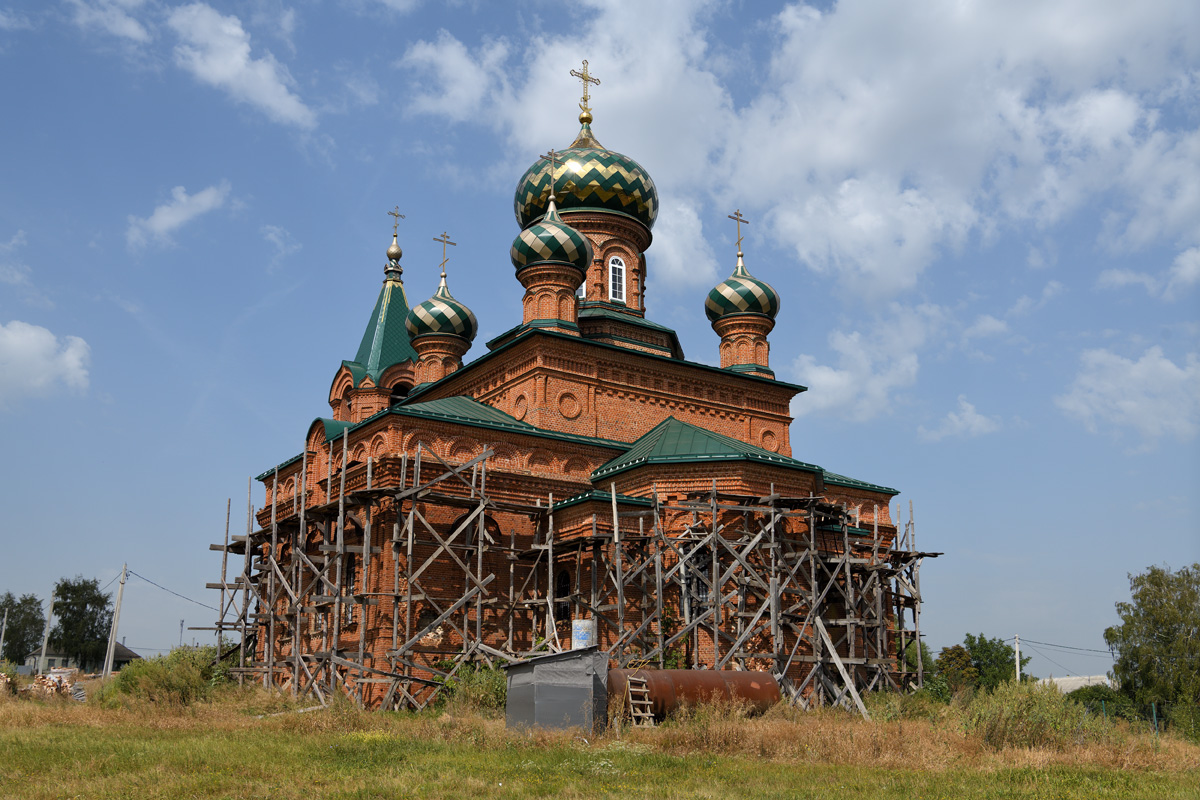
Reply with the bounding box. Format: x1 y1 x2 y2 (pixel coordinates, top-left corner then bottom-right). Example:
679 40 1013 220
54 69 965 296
625 675 655 727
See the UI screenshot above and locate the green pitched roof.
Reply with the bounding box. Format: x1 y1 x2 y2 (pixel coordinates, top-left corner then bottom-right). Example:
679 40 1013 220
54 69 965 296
821 470 898 495
591 416 822 481
350 277 418 384
389 395 627 450
550 489 653 513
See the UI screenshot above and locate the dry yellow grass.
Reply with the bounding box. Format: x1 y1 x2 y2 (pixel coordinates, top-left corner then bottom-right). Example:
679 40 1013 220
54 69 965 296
1 685 1197 800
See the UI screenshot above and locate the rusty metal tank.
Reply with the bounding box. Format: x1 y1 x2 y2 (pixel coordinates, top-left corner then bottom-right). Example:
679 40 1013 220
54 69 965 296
608 669 781 720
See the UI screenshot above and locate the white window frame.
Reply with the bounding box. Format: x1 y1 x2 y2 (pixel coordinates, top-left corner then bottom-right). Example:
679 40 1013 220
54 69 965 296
608 256 626 303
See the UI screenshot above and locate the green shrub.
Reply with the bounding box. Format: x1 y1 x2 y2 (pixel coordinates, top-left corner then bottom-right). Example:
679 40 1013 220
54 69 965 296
100 645 231 706
1166 703 1200 743
1065 684 1139 721
964 680 1114 750
864 688 953 722
917 672 951 704
436 665 506 716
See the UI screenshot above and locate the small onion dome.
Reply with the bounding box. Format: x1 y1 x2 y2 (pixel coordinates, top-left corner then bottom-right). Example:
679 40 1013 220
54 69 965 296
514 123 658 230
384 233 403 280
705 253 781 323
510 195 593 273
386 233 403 263
405 273 478 342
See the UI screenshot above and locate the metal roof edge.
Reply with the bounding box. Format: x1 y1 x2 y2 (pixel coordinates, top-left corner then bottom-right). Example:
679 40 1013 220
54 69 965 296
550 490 654 513
822 470 900 496
255 451 304 482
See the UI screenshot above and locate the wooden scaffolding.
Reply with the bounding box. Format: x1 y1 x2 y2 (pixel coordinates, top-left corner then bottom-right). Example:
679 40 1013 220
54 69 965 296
204 444 935 716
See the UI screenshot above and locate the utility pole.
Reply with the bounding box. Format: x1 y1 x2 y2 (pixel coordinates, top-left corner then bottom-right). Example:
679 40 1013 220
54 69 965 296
1 609 8 661
1014 633 1021 682
38 592 56 675
179 619 185 648
102 564 127 679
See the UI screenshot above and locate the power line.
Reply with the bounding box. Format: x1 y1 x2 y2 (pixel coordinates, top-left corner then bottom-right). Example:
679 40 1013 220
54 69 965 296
126 570 217 612
1024 643 1078 677
1020 638 1111 654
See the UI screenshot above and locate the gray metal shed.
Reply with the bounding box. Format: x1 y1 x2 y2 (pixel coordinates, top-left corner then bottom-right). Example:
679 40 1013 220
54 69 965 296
503 646 608 733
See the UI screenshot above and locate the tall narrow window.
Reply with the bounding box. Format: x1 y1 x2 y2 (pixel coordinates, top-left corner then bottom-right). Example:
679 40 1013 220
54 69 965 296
555 570 571 621
608 256 625 303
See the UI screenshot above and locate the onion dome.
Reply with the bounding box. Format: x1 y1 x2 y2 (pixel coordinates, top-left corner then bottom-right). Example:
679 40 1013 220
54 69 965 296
705 252 781 323
405 271 478 342
514 123 658 230
510 195 593 273
384 233 403 280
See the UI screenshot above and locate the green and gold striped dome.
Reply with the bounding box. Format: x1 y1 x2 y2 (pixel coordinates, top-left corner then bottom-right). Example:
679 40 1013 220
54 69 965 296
510 196 593 274
514 124 658 230
705 254 781 323
405 274 478 342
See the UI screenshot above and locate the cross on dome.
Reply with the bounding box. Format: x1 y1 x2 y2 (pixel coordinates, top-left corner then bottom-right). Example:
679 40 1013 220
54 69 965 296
433 231 456 278
570 60 600 124
728 209 750 256
388 206 405 235
540 149 561 202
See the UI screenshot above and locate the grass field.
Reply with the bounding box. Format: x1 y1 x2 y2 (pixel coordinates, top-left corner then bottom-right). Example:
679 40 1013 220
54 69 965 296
1 685 1197 800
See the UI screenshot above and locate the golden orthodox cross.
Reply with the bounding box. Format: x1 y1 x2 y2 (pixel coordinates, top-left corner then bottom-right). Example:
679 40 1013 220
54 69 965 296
728 209 750 253
541 148 561 197
388 205 405 235
570 60 600 114
433 231 456 276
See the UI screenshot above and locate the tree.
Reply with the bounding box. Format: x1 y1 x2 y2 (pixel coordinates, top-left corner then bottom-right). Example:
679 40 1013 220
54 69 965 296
49 576 112 671
964 632 1031 690
1105 563 1200 706
0 592 44 664
935 644 977 694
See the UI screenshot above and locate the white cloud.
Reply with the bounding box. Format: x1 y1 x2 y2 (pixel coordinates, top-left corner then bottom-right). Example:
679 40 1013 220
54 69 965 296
399 30 510 124
0 8 33 31
647 199 719 290
261 224 301 273
791 303 945 421
1096 247 1200 301
1165 247 1200 300
918 395 1001 441
167 3 316 129
1007 280 1064 316
66 0 150 42
368 0 422 11
0 230 52 309
398 1 1199 301
126 181 231 249
722 1 1200 297
0 320 90 410
1055 346 1200 443
963 314 1008 340
1097 268 1162 294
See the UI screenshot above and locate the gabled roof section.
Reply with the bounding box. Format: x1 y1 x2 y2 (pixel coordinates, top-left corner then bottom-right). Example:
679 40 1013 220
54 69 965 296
389 395 627 449
591 416 822 481
320 418 353 442
351 278 417 384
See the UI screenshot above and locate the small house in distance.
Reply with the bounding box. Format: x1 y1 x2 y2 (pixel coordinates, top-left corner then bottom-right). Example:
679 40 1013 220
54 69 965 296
24 643 141 674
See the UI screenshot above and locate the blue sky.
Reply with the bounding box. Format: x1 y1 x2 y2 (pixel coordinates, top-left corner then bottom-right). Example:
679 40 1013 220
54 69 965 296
1 0 1197 679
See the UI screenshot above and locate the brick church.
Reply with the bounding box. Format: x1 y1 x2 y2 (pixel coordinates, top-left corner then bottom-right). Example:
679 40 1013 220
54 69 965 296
233 70 928 711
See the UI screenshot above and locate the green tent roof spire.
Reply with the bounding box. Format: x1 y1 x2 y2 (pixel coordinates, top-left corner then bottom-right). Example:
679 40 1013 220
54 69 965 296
347 231 418 384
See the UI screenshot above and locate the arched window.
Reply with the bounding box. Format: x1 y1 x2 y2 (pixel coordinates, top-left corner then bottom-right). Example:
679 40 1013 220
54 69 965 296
608 256 625 303
555 570 571 621
389 382 412 405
